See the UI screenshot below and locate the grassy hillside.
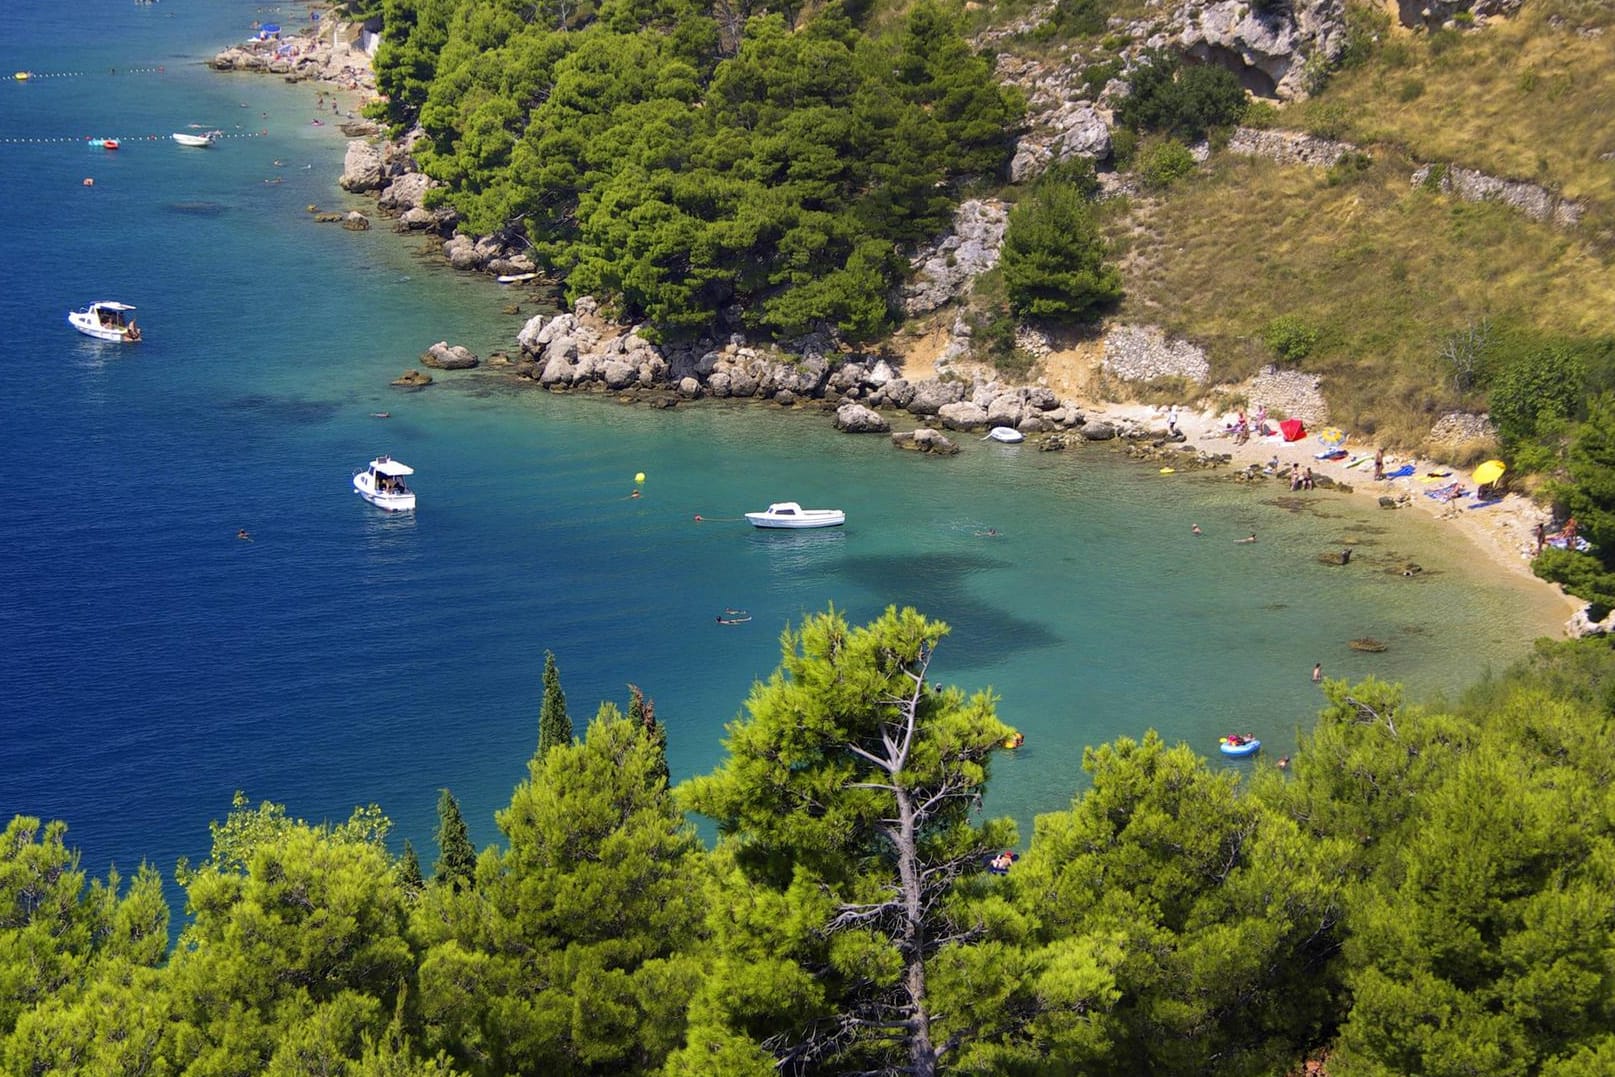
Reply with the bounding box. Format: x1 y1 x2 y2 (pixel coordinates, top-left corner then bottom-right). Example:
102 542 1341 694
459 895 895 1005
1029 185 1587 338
1033 0 1615 450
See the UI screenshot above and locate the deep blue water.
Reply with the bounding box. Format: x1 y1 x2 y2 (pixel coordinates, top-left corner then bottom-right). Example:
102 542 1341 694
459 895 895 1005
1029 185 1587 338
0 0 1564 908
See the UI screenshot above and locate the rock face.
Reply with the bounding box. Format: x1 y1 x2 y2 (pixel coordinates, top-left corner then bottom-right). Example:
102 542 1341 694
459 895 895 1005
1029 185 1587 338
1567 605 1615 639
995 56 1114 185
339 140 385 193
1176 0 1346 100
1412 163 1583 228
903 200 1010 315
342 211 370 231
422 342 479 370
392 369 433 387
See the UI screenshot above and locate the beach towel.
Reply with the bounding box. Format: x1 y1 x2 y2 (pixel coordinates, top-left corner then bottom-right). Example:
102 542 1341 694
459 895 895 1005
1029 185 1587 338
1547 535 1594 553
1425 483 1466 502
1315 449 1348 461
1280 418 1306 442
1386 464 1415 479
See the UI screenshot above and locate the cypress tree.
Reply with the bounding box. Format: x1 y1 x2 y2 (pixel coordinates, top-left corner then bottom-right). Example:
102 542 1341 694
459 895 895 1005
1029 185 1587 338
537 650 573 758
398 838 425 896
627 683 669 788
433 788 476 891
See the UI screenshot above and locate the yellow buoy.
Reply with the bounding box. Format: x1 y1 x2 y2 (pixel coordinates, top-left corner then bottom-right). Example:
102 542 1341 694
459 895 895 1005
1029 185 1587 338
14 72 31 81
634 471 646 484
1159 467 1176 474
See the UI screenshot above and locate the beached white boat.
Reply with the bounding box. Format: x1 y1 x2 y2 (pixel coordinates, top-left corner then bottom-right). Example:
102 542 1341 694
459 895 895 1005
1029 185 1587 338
495 272 539 284
985 427 1025 443
67 301 141 342
745 502 845 529
171 131 217 147
353 456 416 512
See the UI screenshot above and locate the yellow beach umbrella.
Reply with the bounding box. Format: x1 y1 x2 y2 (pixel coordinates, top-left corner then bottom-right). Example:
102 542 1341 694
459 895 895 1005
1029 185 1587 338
1473 459 1506 486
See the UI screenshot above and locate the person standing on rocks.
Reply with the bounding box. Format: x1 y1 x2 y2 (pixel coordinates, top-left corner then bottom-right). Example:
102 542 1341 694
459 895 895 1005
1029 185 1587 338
1167 404 1179 437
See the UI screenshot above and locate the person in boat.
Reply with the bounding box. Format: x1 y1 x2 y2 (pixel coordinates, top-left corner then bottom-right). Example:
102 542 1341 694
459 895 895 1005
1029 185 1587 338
125 320 139 341
1226 733 1244 746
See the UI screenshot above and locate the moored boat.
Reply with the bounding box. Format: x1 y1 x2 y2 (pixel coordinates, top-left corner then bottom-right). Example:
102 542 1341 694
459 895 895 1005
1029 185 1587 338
985 426 1025 443
171 131 217 147
353 456 416 512
67 301 141 342
745 502 845 529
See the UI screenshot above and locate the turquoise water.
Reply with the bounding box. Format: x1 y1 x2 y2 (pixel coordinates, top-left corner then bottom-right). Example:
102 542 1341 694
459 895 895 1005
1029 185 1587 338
0 0 1563 903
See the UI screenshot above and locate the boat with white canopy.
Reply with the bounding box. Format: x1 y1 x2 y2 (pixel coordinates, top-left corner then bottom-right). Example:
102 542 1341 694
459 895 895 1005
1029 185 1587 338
353 456 416 512
67 301 141 342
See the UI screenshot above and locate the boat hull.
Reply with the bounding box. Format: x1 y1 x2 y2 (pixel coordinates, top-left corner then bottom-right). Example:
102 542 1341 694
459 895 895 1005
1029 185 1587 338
171 133 213 147
1218 739 1261 758
986 427 1025 443
746 512 845 529
67 311 137 342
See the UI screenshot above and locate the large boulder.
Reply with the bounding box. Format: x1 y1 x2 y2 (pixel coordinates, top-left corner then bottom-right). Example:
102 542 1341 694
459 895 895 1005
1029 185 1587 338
892 428 960 455
836 403 891 433
1009 103 1112 184
339 140 385 192
377 171 434 212
422 341 479 370
939 401 990 430
601 358 637 389
539 354 576 387
1080 420 1118 441
986 394 1025 429
442 234 481 270
907 378 966 416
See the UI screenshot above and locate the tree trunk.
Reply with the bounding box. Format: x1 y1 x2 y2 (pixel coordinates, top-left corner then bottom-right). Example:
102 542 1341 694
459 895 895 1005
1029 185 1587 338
893 783 937 1077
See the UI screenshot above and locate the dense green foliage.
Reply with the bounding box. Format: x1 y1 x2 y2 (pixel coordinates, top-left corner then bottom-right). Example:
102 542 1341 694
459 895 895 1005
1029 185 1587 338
371 0 1021 339
1000 179 1123 322
10 613 1615 1073
1116 52 1249 143
538 649 573 757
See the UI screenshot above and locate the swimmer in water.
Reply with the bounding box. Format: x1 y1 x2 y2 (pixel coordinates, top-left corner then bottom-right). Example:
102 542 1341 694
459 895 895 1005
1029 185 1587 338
1237 532 1256 543
371 411 391 418
237 528 252 541
1191 524 1202 535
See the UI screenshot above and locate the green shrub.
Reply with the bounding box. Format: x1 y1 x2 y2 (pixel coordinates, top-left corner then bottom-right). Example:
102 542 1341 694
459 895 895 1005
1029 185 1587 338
1137 139 1197 189
1396 77 1425 102
1326 150 1374 186
1427 27 1461 57
1243 100 1281 128
1052 0 1115 37
1000 181 1123 322
1489 343 1588 443
1081 58 1124 98
1109 127 1138 169
1263 314 1319 364
1117 52 1249 142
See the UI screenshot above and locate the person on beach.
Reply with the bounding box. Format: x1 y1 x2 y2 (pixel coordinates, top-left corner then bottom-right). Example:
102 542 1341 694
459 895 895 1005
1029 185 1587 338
1374 448 1385 480
1536 522 1547 556
1290 463 1303 491
1312 663 1322 683
1167 404 1179 437
1302 467 1315 491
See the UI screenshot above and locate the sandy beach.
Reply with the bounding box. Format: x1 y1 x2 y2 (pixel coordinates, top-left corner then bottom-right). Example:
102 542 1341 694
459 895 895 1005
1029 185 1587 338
1101 399 1579 619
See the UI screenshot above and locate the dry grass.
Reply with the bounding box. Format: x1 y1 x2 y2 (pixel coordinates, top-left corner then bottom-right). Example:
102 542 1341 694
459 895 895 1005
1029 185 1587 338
1295 1 1615 234
1104 147 1615 445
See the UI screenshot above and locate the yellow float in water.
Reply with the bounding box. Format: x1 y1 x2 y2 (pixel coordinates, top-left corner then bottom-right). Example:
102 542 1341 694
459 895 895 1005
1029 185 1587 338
634 471 646 484
14 72 31 81
1159 466 1176 474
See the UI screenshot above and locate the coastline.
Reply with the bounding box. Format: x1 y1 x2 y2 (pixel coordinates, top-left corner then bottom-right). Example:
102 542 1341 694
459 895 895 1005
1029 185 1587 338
229 9 1580 633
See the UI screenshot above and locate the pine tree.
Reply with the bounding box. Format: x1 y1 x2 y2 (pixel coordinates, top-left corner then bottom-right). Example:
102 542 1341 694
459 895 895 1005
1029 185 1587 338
679 605 1015 1075
433 789 476 892
537 650 573 758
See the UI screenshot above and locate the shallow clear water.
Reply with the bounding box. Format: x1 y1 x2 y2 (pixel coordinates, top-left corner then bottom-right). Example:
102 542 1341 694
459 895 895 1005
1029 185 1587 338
0 1 1563 904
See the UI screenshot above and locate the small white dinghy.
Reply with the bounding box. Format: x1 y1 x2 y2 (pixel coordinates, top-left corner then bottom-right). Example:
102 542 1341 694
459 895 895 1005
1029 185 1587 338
984 426 1025 443
495 272 540 284
745 502 845 529
171 131 217 147
353 456 416 512
67 301 141 342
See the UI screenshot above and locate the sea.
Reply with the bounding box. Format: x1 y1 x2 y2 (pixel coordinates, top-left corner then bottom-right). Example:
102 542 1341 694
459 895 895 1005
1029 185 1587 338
0 0 1567 909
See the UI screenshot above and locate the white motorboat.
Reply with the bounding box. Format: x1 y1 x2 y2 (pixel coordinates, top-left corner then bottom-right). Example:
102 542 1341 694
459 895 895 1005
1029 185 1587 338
745 502 845 529
353 456 416 512
171 131 218 147
67 301 141 343
495 272 540 284
985 426 1025 443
